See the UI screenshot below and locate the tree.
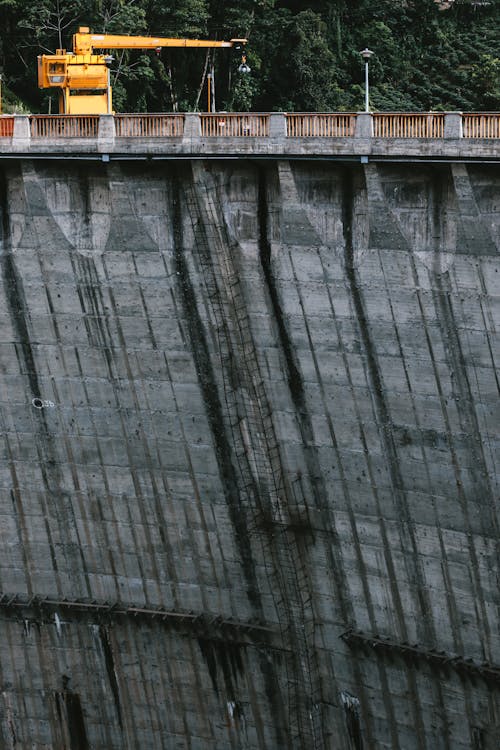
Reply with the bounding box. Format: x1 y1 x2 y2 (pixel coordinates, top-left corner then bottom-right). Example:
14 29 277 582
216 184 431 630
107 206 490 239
0 0 498 112
471 54 500 108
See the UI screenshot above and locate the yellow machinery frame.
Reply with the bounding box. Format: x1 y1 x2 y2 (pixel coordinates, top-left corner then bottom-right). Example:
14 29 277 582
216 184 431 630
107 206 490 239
38 27 247 114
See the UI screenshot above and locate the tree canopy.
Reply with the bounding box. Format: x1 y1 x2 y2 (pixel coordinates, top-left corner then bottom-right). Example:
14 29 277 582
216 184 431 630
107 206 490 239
0 0 498 112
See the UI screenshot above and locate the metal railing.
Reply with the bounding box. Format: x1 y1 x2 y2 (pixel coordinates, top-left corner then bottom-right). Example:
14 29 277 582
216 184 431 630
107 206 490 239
286 113 356 137
30 115 99 138
462 113 500 138
115 113 184 137
0 117 14 137
373 112 445 138
200 113 269 137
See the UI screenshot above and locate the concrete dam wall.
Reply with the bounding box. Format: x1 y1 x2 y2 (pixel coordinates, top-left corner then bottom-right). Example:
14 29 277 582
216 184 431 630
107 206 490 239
0 157 498 749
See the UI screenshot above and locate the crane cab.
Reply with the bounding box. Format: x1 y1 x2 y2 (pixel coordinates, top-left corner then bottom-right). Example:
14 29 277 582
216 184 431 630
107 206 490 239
38 51 111 114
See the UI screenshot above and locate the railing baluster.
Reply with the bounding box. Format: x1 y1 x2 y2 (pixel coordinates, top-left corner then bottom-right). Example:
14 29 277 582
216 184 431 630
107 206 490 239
199 113 270 137
373 113 446 138
30 115 99 138
462 113 499 138
284 113 356 137
114 114 184 137
0 117 14 138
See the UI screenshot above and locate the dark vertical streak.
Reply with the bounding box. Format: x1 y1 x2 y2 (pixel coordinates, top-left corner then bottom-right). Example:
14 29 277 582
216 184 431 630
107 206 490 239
98 626 123 729
258 164 369 748
197 638 245 698
342 165 429 749
55 690 89 750
0 169 41 402
65 693 89 750
431 171 496 534
171 167 262 611
342 697 364 750
258 167 303 405
258 166 341 543
343 166 430 628
175 164 289 747
428 169 496 663
0 166 68 592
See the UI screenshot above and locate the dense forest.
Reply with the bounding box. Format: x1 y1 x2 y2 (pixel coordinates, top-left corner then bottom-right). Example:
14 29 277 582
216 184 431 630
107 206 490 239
0 0 498 113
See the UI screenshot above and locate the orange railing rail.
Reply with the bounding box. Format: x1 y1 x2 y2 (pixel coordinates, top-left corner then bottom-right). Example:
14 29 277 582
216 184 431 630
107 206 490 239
286 113 356 137
462 113 500 138
115 114 184 137
30 115 99 138
200 113 269 137
0 117 14 137
373 113 445 138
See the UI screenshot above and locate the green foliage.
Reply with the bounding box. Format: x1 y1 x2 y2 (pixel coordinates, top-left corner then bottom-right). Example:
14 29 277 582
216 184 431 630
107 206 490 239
0 0 498 112
471 54 500 109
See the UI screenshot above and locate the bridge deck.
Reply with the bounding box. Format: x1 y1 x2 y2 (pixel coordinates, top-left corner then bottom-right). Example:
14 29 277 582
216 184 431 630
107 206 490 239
0 112 499 161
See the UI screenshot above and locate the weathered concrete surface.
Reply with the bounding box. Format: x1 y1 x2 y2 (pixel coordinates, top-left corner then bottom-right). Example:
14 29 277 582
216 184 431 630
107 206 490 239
2 135 500 161
0 158 498 749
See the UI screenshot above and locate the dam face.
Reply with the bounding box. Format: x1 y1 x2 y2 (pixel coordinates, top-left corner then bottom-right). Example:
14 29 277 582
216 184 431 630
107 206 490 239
0 158 498 749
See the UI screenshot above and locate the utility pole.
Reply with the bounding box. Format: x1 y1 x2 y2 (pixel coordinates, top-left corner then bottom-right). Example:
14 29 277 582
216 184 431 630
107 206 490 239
207 63 216 113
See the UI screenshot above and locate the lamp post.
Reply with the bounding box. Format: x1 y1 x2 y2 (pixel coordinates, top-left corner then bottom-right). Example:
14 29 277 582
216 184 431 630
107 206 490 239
359 48 374 112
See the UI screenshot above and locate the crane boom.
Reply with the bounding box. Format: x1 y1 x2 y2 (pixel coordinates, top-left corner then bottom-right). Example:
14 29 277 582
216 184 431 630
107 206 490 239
38 27 247 115
72 30 246 55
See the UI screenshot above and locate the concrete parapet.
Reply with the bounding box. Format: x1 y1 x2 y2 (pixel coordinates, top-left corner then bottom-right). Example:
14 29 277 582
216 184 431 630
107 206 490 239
12 115 31 147
355 112 373 138
97 114 115 149
269 113 287 138
444 111 463 138
182 112 202 141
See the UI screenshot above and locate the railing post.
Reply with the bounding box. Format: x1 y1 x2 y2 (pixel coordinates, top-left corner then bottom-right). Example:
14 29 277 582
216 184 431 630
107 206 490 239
12 115 31 148
354 112 373 139
444 112 462 139
182 113 201 142
269 113 287 138
98 114 115 149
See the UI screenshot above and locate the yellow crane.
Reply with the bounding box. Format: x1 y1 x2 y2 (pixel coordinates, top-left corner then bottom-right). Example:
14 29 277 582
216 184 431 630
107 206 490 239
38 27 248 115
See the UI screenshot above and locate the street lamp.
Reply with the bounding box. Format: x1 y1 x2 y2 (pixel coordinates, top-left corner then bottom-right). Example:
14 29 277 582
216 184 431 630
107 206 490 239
359 48 374 112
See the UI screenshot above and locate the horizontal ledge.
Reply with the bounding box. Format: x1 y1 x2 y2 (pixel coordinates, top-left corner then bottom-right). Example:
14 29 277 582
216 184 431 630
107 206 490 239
0 591 276 640
0 153 498 165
